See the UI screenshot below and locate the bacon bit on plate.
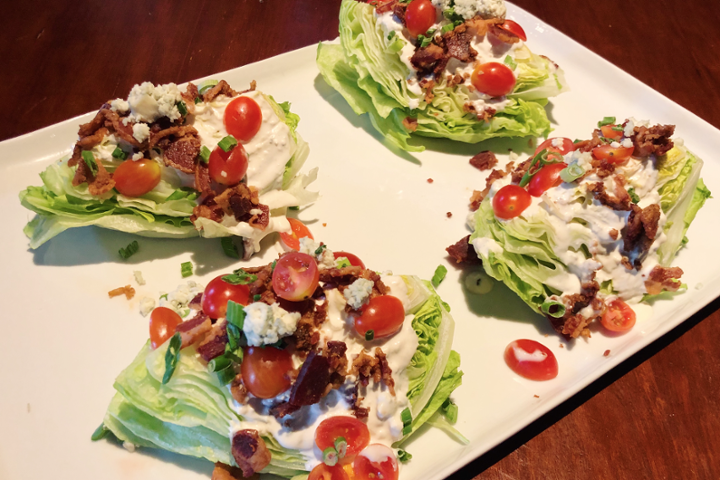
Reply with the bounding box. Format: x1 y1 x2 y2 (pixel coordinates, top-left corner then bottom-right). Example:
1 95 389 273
427 178 434 183
323 223 327 227
108 285 135 300
446 212 452 218
533 394 540 398
604 350 611 357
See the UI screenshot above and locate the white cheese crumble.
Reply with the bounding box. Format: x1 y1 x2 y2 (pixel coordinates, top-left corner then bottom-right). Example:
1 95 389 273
131 152 144 161
343 278 374 309
298 237 335 268
623 118 635 137
139 297 155 317
318 248 336 269
133 270 146 286
110 98 129 113
126 82 182 123
132 123 150 143
159 281 203 314
433 0 506 20
242 302 301 346
298 236 321 256
610 141 621 148
621 138 633 148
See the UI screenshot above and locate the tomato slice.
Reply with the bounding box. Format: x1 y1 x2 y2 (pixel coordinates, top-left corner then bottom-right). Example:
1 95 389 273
405 0 436 37
492 184 531 219
241 346 293 399
315 416 371 466
149 307 183 349
308 464 350 480
496 19 527 41
600 124 623 140
353 444 399 480
504 339 558 381
201 275 251 320
534 137 575 156
471 62 516 97
113 159 161 197
280 218 314 251
592 144 634 164
601 299 636 332
224 96 262 143
208 144 249 186
272 252 320 302
333 251 366 269
354 295 405 339
527 162 567 197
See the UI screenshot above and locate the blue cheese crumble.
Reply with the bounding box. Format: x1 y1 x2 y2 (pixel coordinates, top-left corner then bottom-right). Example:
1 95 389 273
344 278 374 309
243 302 301 346
299 236 335 269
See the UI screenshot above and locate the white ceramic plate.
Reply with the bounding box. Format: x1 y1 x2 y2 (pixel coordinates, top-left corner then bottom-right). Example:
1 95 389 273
2 4 719 480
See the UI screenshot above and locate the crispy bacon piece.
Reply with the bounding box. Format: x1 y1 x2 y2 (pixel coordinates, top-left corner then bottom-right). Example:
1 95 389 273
443 25 478 62
291 301 326 352
326 340 349 389
645 265 684 295
189 293 203 310
230 374 249 405
402 117 418 132
248 204 270 230
175 312 212 348
587 177 632 211
347 383 369 419
194 161 212 194
392 1 406 22
548 280 600 338
203 80 239 102
446 235 481 265
197 320 228 361
73 158 116 196
231 430 271 478
623 203 661 264
319 265 364 287
181 83 200 116
469 151 498 171
591 156 617 178
631 124 675 158
573 129 604 153
374 0 398 14
470 163 514 210
76 127 109 151
361 269 390 296
108 285 135 300
163 134 201 173
511 158 533 184
411 43 446 76
287 351 331 406
211 462 254 480
351 348 396 395
215 184 260 222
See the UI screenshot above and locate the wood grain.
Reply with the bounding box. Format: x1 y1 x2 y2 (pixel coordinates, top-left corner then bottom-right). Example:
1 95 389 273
1 1 719 479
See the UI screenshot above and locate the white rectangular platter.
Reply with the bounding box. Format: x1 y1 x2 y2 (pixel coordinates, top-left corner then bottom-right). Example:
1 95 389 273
2 4 720 480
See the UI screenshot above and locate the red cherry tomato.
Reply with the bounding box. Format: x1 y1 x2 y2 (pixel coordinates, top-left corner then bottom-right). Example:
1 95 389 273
208 144 249 186
534 137 575 156
496 19 527 41
601 299 636 332
149 307 182 349
527 162 568 197
592 144 634 164
353 444 399 480
315 416 371 466
405 0 436 37
471 62 516 97
272 252 320 302
308 464 350 480
600 125 623 140
113 159 161 197
354 295 405 339
333 251 366 269
224 96 262 143
504 339 558 381
241 346 293 399
201 275 250 320
280 218 314 251
492 185 531 219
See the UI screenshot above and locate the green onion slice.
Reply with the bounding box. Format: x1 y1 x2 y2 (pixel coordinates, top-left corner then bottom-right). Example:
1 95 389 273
431 265 448 287
81 151 99 176
335 257 351 269
442 23 455 33
253 294 261 302
597 116 616 127
314 244 327 256
91 423 109 441
628 187 640 203
518 149 565 188
541 298 567 318
402 424 413 436
365 330 375 341
111 147 127 160
176 101 188 116
222 270 257 285
216 365 237 384
226 300 246 329
559 162 585 183
401 407 412 426
181 261 193 278
118 240 139 260
199 145 211 164
218 135 238 152
221 237 240 259
442 398 459 424
208 355 232 373
162 333 182 384
198 80 219 95
503 55 518 71
322 447 339 467
333 437 347 459
398 449 413 463
387 31 396 41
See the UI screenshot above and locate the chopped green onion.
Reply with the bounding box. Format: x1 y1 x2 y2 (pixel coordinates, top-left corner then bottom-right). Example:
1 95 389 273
159 293 168 300
216 364 237 384
611 125 624 132
165 188 194 201
503 55 518 71
559 162 585 183
334 437 348 459
541 298 566 318
628 187 640 203
402 424 413 436
314 244 327 256
111 147 127 160
199 146 211 164
194 97 202 104
431 265 448 287
397 449 412 463
226 323 242 352
186 192 198 201
519 148 564 187
91 423 109 441
218 135 238 152
198 80 218 95
598 116 616 127
226 300 246 329
442 301 451 312
573 139 582 144
387 31 396 41
442 23 455 33
180 308 190 318
181 261 193 278
442 399 459 424
224 346 244 364
81 151 98 176
162 333 182 384
119 240 139 260
176 101 188 116
253 294 261 302
335 257 351 269
365 330 375 341
401 407 412 426
222 270 257 285
208 355 232 373
221 237 240 259
288 205 300 211
323 447 338 467
271 260 277 272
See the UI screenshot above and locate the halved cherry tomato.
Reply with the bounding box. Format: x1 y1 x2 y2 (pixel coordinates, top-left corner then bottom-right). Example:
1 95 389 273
272 252 320 302
201 275 250 319
353 444 399 480
527 162 567 197
354 295 405 339
601 299 636 332
405 0 436 37
308 464 350 480
208 144 249 186
534 137 575 156
592 144 634 164
280 218 314 251
333 251 366 270
496 19 527 41
504 339 558 381
113 159 161 197
492 184 531 219
241 346 293 399
224 96 262 142
149 307 182 349
315 416 371 466
471 62 516 97
600 124 623 140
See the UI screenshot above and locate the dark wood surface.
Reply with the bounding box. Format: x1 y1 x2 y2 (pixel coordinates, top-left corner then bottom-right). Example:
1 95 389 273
2 1 719 479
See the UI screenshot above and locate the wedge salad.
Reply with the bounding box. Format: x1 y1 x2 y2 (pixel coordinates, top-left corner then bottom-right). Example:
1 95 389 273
19 80 317 257
455 117 710 338
317 0 567 152
99 240 463 479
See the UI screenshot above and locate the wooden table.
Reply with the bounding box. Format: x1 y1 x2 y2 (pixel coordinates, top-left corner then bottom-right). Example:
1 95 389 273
2 1 719 478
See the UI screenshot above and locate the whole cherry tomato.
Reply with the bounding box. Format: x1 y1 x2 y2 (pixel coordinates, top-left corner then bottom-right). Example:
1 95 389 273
354 295 405 339
241 346 293 399
471 62 516 97
113 159 161 197
224 96 262 143
201 275 251 320
492 184 531 219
